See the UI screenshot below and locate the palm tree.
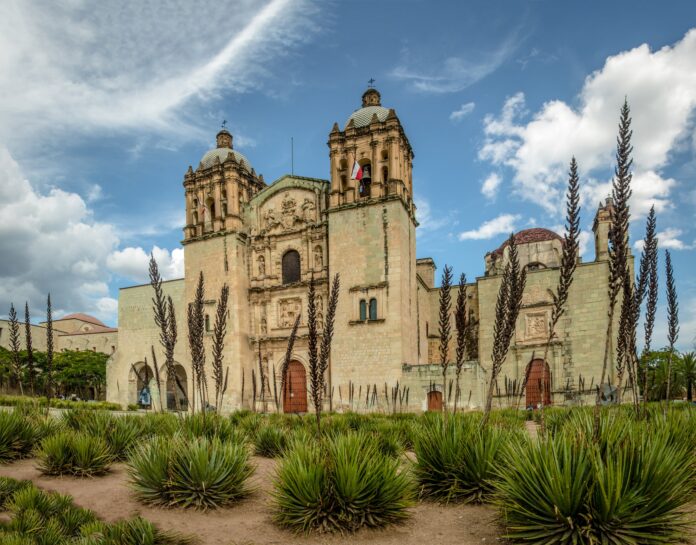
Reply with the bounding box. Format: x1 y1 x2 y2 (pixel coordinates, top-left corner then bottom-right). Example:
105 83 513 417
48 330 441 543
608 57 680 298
679 351 696 402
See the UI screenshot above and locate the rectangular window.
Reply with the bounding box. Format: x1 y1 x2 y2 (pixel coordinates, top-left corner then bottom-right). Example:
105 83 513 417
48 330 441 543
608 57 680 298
369 298 378 320
359 299 367 321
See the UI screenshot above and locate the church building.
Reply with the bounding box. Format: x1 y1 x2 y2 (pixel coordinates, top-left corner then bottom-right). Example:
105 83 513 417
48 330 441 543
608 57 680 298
105 88 623 412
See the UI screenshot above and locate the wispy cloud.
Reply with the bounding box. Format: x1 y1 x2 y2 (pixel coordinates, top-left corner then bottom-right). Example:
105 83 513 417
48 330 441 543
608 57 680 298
449 102 476 122
390 28 525 93
481 172 502 200
458 213 521 241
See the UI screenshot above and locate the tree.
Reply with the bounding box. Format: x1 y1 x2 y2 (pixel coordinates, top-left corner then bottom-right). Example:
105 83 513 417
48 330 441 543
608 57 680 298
642 349 683 401
679 351 696 402
482 233 526 428
664 250 679 411
437 265 453 413
596 100 633 438
53 350 108 399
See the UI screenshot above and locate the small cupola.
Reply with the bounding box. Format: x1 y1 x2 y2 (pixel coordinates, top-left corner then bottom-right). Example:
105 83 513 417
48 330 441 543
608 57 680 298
362 88 381 107
216 128 233 149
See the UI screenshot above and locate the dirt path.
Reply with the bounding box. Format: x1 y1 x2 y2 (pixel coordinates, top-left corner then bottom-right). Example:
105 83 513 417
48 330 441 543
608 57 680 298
0 458 501 545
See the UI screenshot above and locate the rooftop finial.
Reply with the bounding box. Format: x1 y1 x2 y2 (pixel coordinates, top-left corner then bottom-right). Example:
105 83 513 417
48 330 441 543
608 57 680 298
221 119 227 129
367 77 376 88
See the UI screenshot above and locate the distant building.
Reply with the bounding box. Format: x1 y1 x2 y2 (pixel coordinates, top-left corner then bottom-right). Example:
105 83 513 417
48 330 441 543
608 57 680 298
102 88 624 412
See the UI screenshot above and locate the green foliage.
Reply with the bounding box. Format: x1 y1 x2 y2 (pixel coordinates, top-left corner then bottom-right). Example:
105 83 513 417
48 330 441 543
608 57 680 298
179 413 244 444
0 411 41 463
0 477 193 545
273 431 415 533
37 431 112 477
496 411 696 544
413 413 517 503
127 435 254 510
0 395 120 411
253 425 287 458
62 410 142 460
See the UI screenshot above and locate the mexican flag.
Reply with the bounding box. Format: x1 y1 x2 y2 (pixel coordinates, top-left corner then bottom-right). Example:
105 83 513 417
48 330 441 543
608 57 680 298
351 161 363 180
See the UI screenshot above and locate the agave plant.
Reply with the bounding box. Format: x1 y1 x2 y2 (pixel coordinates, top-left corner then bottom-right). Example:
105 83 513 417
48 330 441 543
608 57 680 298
253 425 288 458
0 410 41 462
273 431 415 533
495 426 695 544
128 435 254 510
37 431 112 477
80 517 196 545
413 414 514 503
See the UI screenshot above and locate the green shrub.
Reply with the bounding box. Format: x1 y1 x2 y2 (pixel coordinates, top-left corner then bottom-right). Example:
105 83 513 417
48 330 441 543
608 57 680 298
273 431 415 533
127 404 140 411
254 425 287 458
0 477 192 545
495 429 695 544
0 395 121 411
37 431 112 477
128 435 254 510
0 477 33 509
413 414 515 503
180 413 245 444
0 411 40 462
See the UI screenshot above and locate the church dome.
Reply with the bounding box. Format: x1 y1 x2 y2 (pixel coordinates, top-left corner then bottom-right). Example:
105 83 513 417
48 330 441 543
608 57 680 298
200 147 250 170
345 87 392 128
490 228 562 256
199 127 251 171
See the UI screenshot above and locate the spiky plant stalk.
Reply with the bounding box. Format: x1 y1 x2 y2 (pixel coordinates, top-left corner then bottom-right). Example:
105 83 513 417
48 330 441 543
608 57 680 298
318 274 340 417
595 100 632 439
539 157 580 422
8 304 23 395
453 273 468 412
149 254 180 411
188 272 206 414
257 342 266 409
664 250 679 413
45 294 54 416
437 265 453 414
24 303 35 395
211 284 229 411
150 345 164 411
482 234 526 428
306 275 320 429
640 208 658 410
280 314 301 409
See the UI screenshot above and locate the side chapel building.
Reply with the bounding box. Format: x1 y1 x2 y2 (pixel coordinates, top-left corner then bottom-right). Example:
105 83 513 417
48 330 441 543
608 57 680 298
104 88 624 412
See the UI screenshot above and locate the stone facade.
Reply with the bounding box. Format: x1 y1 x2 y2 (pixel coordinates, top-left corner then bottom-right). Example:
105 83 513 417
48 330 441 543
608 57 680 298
104 88 625 412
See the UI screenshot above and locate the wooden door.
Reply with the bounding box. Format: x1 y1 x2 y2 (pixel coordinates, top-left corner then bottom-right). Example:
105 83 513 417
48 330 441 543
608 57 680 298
283 361 307 413
427 390 443 411
525 359 551 408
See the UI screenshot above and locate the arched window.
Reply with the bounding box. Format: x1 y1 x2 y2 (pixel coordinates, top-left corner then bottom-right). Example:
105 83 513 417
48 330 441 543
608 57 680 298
369 298 377 320
282 250 301 284
359 299 367 321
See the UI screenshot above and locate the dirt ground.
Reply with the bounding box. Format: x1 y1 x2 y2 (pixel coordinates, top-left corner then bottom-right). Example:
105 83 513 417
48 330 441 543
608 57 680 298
0 457 502 545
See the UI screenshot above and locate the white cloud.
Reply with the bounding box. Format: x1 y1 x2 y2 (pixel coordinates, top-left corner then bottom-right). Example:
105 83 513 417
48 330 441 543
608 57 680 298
391 30 523 93
635 228 694 251
0 147 119 323
107 247 184 284
450 102 475 122
481 172 502 200
0 0 316 146
478 29 696 216
459 213 521 241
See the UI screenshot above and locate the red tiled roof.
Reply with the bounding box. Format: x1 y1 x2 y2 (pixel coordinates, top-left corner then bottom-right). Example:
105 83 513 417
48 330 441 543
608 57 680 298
490 228 562 257
55 313 106 327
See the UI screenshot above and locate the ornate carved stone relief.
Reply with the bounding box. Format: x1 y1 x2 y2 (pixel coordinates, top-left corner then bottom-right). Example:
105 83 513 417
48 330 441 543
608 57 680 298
524 312 548 341
278 297 302 328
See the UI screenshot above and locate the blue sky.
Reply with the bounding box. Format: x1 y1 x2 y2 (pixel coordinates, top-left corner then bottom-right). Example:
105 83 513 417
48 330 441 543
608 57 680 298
0 0 695 350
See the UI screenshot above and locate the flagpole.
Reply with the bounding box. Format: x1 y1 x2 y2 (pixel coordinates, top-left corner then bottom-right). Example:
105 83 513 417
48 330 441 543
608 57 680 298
291 137 294 176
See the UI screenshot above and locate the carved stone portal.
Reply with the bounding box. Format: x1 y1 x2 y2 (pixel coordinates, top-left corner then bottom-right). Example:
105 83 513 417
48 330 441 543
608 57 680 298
278 298 302 328
525 312 548 341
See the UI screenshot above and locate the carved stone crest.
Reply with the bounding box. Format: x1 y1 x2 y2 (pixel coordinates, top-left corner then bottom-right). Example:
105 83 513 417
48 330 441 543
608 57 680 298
278 297 302 328
281 193 299 229
524 312 548 340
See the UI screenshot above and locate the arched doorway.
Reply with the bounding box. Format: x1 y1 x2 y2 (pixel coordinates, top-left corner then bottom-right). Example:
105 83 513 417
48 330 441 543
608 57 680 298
283 361 307 413
166 364 189 411
525 359 551 408
129 362 154 408
427 390 443 412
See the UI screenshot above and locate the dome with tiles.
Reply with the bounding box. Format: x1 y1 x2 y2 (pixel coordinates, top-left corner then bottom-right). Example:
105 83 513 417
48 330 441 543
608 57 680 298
199 129 251 171
345 88 393 128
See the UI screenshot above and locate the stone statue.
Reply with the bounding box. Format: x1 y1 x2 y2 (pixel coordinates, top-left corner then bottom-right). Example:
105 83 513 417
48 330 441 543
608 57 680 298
258 255 265 276
314 245 323 270
260 317 267 335
264 207 281 231
302 198 316 222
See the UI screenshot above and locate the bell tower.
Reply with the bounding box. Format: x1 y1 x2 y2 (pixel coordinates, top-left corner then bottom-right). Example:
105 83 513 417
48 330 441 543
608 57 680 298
327 87 418 392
